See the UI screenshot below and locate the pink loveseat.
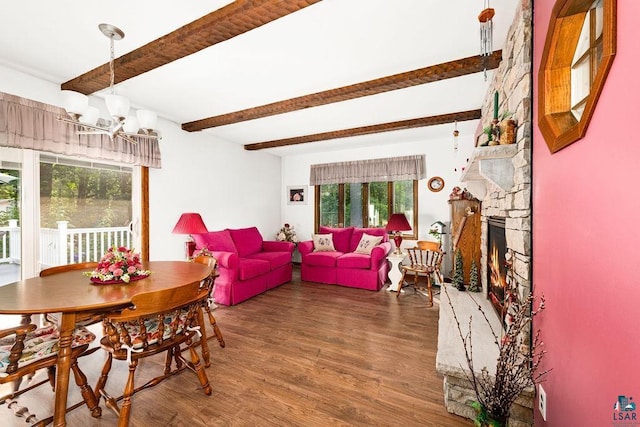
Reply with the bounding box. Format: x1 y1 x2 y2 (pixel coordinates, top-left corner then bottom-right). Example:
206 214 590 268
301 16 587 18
298 226 392 291
193 227 295 306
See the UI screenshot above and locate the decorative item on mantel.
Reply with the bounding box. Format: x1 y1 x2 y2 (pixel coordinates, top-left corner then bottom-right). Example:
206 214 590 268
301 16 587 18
443 251 550 427
498 111 516 145
479 91 517 147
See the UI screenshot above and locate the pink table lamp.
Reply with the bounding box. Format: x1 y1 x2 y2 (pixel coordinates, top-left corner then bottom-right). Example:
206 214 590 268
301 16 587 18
172 212 208 260
385 213 412 254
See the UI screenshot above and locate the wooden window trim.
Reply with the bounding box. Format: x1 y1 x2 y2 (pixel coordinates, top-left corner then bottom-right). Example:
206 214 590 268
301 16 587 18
314 180 418 239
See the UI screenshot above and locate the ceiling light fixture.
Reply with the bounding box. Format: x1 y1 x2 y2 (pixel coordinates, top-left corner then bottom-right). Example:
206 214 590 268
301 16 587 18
58 24 159 144
479 0 495 81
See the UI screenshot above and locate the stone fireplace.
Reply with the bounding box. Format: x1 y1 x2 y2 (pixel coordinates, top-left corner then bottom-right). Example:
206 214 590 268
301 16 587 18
435 0 533 425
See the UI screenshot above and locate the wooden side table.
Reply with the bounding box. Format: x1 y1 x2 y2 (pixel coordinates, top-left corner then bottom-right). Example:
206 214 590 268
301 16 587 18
386 252 406 292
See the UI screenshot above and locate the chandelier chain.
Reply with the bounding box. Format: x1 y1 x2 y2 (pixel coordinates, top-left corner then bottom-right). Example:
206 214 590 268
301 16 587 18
109 36 115 94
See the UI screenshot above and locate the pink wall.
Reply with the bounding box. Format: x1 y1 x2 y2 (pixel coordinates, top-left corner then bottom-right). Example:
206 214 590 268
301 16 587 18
533 1 640 425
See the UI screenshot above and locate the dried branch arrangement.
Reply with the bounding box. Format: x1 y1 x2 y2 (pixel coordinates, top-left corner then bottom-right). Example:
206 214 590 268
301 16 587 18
444 252 550 426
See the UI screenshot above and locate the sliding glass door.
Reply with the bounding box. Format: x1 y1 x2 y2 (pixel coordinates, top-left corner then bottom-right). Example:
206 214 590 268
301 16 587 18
0 147 21 287
39 154 134 268
0 148 140 282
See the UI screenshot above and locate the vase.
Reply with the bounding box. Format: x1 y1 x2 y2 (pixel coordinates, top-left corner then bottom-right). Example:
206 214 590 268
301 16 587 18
499 119 516 144
481 414 508 427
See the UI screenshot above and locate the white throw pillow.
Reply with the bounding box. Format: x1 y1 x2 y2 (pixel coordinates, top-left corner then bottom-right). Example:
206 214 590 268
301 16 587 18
354 233 383 255
313 234 336 252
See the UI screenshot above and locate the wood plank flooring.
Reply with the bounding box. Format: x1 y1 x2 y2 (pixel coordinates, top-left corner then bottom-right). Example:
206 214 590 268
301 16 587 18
1 268 472 426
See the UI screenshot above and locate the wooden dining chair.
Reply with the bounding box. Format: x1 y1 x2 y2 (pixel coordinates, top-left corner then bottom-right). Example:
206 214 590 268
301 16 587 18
0 321 102 425
397 246 444 307
39 262 101 326
416 240 441 251
95 279 212 427
192 255 225 368
0 262 104 424
415 241 444 285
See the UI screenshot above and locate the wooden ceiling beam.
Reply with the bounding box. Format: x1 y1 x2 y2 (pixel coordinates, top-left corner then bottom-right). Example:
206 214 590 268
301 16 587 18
61 0 322 94
183 51 501 132
243 109 481 150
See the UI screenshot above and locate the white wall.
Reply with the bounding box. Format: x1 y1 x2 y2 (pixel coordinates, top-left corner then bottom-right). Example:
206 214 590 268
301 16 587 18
152 127 282 260
0 65 283 261
281 133 477 252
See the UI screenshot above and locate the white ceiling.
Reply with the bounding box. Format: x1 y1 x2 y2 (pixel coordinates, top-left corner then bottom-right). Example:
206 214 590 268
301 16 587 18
0 0 518 156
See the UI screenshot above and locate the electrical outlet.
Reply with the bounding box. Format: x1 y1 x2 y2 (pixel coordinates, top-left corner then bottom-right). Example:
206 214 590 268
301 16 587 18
538 384 547 421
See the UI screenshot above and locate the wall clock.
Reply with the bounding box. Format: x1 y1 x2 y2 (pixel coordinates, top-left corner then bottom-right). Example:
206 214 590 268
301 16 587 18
428 176 444 192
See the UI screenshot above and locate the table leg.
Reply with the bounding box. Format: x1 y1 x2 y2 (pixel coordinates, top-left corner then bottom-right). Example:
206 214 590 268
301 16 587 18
53 312 76 427
386 255 405 292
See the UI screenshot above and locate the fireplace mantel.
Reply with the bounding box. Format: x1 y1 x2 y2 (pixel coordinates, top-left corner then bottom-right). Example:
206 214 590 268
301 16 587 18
461 145 518 196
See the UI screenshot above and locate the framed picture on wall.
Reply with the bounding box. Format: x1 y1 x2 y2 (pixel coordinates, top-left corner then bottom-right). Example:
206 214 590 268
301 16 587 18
287 186 307 205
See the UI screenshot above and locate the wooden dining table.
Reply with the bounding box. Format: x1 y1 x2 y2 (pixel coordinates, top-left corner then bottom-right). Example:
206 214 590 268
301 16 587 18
0 260 211 427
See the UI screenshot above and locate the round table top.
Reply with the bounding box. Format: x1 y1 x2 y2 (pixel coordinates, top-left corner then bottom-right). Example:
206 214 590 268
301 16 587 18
0 261 210 315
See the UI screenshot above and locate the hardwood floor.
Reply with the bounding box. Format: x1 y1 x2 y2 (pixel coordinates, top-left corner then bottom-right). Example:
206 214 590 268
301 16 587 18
2 268 471 426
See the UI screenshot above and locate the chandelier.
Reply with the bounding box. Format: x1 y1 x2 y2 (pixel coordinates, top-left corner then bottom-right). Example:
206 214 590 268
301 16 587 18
58 24 159 144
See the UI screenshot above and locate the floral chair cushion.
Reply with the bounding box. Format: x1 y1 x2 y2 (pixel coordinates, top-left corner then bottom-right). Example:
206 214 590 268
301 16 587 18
114 310 190 349
0 324 95 374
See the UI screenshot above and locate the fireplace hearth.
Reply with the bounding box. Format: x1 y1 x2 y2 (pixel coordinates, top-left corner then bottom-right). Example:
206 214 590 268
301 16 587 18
487 217 507 322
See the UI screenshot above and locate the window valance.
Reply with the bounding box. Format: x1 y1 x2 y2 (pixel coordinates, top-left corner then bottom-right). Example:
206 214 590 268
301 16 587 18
309 155 425 185
0 92 162 168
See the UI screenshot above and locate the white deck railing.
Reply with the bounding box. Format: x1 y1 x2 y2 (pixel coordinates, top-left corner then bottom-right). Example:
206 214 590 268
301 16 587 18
1 220 131 268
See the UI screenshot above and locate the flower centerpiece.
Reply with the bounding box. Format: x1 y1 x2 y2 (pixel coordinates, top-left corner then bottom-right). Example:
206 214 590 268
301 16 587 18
84 246 150 284
192 247 214 258
276 223 298 244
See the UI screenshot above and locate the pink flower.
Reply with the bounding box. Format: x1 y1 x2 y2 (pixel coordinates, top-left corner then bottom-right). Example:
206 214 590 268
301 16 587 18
113 268 123 277
108 264 117 272
127 266 137 274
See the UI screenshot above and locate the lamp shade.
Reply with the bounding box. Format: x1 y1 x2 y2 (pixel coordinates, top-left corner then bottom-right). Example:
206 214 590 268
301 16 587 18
385 213 412 232
123 115 139 133
79 106 100 126
105 94 130 120
61 90 89 115
172 213 208 235
137 109 158 131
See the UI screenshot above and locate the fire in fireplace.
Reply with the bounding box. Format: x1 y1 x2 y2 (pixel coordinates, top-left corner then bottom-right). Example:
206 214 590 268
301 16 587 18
487 217 507 322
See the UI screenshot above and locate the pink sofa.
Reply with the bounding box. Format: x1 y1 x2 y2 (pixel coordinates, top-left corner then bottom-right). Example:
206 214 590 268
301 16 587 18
298 226 392 291
193 227 295 306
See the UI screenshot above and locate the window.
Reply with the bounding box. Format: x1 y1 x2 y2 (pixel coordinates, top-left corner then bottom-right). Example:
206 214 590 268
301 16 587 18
40 155 133 266
315 180 418 239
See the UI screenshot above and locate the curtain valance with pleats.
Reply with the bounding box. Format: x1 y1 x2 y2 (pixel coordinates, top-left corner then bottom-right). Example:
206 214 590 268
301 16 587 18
0 92 162 168
309 154 425 185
